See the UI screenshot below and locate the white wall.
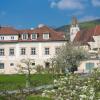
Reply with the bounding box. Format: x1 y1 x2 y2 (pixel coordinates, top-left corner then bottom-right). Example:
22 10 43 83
78 60 99 73
0 35 18 40
70 25 80 42
0 41 65 74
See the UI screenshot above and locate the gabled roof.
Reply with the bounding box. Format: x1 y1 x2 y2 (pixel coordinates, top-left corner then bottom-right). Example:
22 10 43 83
74 25 100 44
93 25 100 36
0 27 18 35
0 25 65 42
18 26 65 41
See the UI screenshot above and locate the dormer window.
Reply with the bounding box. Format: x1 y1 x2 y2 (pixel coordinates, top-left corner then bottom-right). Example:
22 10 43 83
11 36 14 40
0 36 4 40
31 33 37 40
22 33 28 40
43 33 49 39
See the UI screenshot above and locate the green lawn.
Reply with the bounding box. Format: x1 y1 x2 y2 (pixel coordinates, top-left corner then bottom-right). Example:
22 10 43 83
0 95 52 100
27 95 52 100
0 74 55 90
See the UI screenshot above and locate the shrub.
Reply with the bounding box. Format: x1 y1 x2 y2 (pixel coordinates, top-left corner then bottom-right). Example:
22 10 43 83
42 68 100 100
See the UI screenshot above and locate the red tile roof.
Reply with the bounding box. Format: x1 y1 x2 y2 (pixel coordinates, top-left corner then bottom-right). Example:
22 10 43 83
0 27 18 34
74 25 100 44
0 25 65 42
94 25 100 36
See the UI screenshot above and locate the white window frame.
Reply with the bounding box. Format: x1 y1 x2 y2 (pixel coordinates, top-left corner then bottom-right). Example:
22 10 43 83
22 33 28 40
11 36 14 40
0 48 4 56
44 48 50 55
31 48 36 55
43 33 49 39
31 33 37 40
9 48 15 56
0 63 4 69
21 48 26 55
0 36 4 40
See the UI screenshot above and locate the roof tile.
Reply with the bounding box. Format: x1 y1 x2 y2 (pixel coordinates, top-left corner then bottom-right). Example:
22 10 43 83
74 25 100 44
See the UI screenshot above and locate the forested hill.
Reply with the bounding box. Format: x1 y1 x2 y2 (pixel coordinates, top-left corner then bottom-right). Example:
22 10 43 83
55 19 100 32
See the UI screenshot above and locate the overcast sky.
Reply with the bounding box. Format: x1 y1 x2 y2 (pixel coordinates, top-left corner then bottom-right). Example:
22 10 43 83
0 0 100 29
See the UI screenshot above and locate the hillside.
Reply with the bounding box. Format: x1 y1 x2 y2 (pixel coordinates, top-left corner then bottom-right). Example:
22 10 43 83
56 19 100 32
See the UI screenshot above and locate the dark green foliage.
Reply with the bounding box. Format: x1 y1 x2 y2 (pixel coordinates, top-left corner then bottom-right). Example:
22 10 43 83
56 19 100 32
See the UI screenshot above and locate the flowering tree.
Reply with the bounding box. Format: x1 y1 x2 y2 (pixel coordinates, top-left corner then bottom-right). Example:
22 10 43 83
52 42 89 73
42 68 100 100
17 58 35 88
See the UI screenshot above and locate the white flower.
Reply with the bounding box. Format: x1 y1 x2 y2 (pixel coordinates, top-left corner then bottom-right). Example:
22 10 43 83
79 94 87 98
42 93 46 97
51 89 55 93
82 86 88 92
89 95 94 100
54 79 58 83
89 87 94 94
64 77 68 80
76 85 79 89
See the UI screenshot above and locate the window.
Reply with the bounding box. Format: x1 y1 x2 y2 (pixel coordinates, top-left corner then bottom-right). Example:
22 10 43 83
0 36 4 40
55 47 60 54
85 62 94 72
0 49 4 56
43 33 49 39
22 34 28 40
31 33 37 39
45 62 50 68
21 48 26 55
32 63 35 66
10 63 14 66
93 48 98 51
45 48 49 55
11 36 14 40
31 48 36 55
9 48 14 56
0 63 4 69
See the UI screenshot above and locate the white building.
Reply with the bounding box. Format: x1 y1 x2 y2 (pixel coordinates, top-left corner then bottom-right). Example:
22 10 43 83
74 25 100 73
0 25 66 74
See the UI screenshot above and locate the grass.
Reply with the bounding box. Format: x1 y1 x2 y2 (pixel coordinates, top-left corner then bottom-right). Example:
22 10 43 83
0 95 52 100
27 95 52 100
0 74 55 90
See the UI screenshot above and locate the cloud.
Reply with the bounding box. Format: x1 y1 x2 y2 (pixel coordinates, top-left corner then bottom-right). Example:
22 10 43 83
51 2 56 8
50 0 85 10
92 0 100 7
80 16 100 22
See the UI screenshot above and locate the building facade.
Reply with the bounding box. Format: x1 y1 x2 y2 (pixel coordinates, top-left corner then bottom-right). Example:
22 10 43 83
74 25 100 73
0 25 66 74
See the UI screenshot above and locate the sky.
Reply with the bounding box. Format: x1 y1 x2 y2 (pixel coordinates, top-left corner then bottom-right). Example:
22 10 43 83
0 0 100 29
